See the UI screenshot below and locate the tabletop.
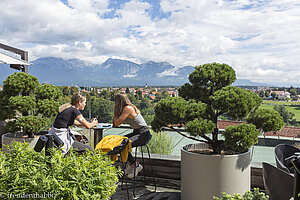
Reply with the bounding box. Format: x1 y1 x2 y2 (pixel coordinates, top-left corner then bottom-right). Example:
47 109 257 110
95 123 113 129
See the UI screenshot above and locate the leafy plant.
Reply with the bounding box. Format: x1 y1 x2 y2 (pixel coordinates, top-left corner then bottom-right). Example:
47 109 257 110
142 130 174 155
223 123 259 153
0 142 120 200
247 108 285 135
151 63 284 154
81 96 114 122
0 72 61 137
273 105 295 124
213 188 269 200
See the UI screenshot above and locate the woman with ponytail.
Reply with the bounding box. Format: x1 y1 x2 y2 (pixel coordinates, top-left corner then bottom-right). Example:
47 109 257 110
49 93 98 154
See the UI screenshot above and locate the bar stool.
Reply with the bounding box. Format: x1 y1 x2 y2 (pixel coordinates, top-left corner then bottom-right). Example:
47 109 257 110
96 135 132 200
121 138 156 197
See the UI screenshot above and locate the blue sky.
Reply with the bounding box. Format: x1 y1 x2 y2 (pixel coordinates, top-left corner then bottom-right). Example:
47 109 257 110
0 0 300 85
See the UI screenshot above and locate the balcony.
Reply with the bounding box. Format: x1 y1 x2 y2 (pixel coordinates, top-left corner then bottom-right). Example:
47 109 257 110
74 124 300 199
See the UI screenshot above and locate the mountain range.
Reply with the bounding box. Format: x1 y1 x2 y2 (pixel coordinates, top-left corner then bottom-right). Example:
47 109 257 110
0 57 274 87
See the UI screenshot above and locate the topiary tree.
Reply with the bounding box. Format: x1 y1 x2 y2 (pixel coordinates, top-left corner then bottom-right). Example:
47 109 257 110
0 72 61 138
151 63 284 154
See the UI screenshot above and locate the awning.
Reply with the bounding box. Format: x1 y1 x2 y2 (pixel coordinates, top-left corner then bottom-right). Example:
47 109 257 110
0 51 32 65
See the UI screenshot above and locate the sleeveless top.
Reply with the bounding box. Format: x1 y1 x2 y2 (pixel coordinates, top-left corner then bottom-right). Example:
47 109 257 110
124 113 147 129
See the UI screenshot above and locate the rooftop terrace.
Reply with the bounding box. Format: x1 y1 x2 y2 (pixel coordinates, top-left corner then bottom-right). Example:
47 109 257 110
76 125 300 199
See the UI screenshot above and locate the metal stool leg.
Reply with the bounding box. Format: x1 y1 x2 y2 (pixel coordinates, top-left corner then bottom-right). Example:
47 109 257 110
145 144 156 192
119 155 130 200
132 146 138 197
121 144 156 198
140 145 147 184
132 144 156 197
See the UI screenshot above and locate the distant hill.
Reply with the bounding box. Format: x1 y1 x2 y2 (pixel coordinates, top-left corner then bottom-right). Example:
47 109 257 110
0 57 194 86
0 57 293 87
232 79 270 87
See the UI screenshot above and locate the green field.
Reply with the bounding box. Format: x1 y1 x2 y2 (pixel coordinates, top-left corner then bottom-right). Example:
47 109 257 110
262 100 300 106
261 101 300 121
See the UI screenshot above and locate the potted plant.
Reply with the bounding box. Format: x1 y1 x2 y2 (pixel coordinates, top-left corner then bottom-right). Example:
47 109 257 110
0 72 61 150
151 63 284 200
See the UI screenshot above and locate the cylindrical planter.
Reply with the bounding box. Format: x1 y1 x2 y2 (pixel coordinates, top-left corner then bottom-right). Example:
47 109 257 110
2 132 39 152
181 143 251 200
0 120 7 148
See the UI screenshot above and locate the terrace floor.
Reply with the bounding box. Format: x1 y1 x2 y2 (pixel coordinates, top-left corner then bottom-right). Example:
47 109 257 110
112 184 181 200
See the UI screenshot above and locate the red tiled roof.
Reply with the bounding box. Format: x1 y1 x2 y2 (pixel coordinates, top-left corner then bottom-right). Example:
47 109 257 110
218 120 300 138
264 126 300 138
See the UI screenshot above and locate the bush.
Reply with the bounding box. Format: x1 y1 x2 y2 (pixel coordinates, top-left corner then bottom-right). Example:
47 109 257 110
142 130 174 155
0 142 121 200
247 108 285 133
223 123 259 153
213 188 269 200
0 73 61 138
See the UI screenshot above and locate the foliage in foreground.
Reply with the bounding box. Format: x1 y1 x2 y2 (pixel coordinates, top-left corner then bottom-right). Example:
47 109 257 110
0 142 121 200
213 188 269 200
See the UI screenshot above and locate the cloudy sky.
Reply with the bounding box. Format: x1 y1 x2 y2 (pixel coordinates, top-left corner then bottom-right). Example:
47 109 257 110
0 0 300 85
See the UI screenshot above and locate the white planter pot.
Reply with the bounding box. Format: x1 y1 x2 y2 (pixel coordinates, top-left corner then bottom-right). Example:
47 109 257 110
181 143 251 200
2 132 39 152
0 121 6 134
0 120 7 148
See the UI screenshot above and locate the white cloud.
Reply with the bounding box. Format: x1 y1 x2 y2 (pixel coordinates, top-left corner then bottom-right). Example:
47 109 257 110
157 68 179 77
123 74 137 78
0 0 300 85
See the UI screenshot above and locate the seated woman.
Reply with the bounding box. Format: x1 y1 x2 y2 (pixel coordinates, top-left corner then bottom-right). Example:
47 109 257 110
112 93 152 178
49 93 98 155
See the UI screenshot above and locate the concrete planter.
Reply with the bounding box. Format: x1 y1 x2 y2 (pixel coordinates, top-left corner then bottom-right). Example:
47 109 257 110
181 143 251 200
0 120 7 148
2 132 39 152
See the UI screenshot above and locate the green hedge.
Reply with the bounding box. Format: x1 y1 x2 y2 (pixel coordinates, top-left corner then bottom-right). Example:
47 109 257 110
0 142 121 200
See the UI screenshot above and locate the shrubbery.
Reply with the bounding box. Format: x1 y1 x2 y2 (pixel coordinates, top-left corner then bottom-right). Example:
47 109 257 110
0 72 61 137
143 130 174 155
0 142 120 200
213 188 269 200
